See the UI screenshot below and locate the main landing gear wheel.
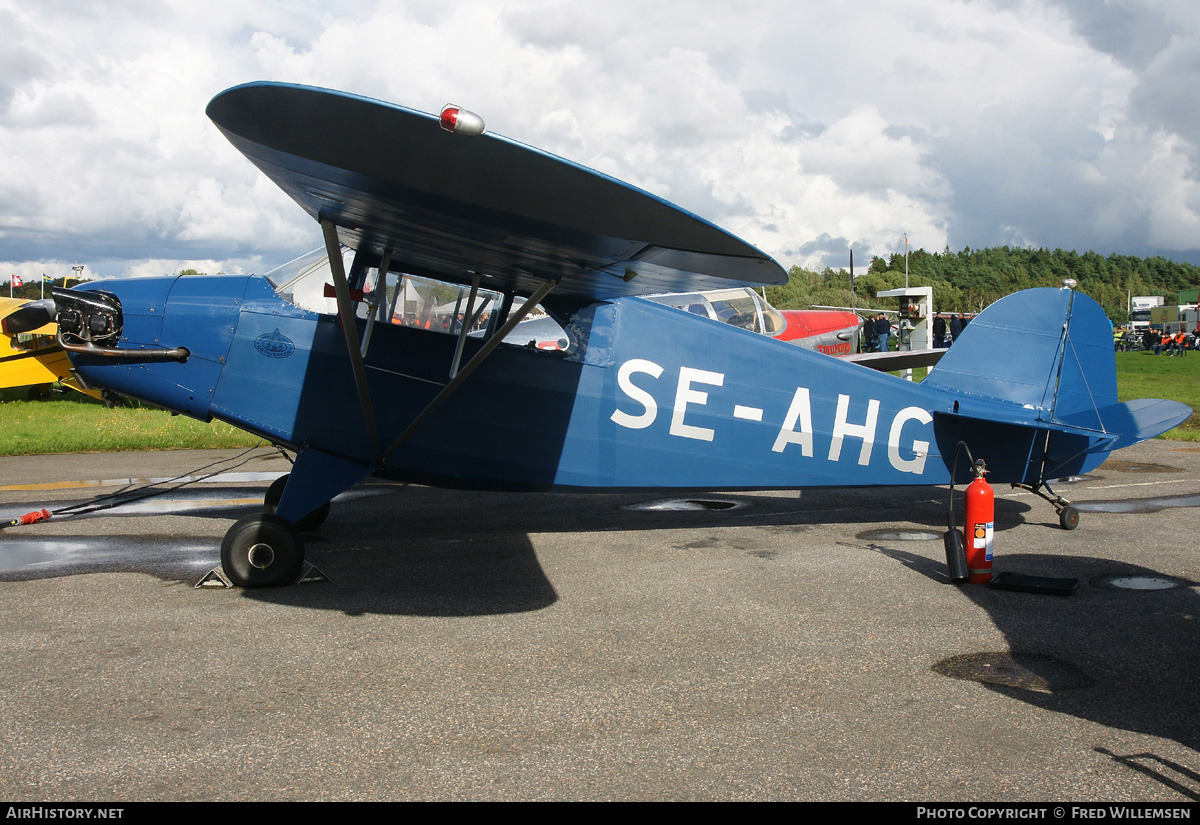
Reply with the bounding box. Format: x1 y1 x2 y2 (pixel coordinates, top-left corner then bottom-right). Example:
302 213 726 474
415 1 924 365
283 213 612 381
264 473 330 531
1058 505 1080 531
221 513 304 588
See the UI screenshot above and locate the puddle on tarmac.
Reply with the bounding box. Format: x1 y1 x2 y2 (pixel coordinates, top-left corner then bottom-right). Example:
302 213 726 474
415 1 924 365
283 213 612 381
932 651 1093 693
624 498 749 512
0 471 286 493
1099 460 1182 474
1076 494 1200 514
0 536 219 581
0 486 388 522
0 486 396 580
856 529 940 541
1092 574 1192 591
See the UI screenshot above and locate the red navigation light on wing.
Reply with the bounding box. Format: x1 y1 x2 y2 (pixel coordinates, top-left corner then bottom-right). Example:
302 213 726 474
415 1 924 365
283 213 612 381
439 105 486 136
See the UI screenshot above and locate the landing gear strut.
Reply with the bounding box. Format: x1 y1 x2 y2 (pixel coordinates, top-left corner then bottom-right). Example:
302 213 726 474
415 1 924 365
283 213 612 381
1012 480 1079 531
264 473 330 531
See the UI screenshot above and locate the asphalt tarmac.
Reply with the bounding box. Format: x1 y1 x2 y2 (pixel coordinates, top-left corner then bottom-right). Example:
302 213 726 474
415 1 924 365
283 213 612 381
1 441 1199 802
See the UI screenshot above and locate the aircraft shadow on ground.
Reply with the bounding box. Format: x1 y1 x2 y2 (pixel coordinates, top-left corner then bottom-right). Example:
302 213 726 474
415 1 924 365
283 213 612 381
260 485 1200 792
8 476 1200 787
237 481 1037 616
873 543 1200 796
0 479 1051 617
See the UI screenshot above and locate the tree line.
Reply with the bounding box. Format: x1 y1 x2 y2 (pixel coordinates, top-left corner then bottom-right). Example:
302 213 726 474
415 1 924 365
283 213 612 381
10 252 1200 326
764 246 1200 325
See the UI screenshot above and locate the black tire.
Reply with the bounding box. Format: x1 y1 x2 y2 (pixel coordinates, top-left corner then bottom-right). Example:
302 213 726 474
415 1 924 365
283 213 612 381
264 474 330 531
27 384 52 401
264 475 287 509
1059 505 1080 531
221 513 304 588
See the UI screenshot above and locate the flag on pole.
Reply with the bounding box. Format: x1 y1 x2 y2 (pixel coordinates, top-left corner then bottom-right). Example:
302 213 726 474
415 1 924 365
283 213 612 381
11 274 22 287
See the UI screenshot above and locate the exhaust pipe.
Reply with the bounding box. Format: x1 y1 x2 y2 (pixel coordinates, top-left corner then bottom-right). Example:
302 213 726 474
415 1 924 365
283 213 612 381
3 288 188 363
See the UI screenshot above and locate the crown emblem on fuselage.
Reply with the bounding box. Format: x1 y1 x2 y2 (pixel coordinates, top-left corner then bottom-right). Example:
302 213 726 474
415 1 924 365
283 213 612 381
254 328 295 358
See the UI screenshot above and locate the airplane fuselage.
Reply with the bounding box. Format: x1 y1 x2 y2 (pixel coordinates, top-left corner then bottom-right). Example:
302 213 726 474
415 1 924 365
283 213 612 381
68 275 1107 495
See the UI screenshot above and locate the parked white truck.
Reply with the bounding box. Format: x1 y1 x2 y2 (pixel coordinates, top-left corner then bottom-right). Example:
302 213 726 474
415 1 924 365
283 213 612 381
1131 295 1165 332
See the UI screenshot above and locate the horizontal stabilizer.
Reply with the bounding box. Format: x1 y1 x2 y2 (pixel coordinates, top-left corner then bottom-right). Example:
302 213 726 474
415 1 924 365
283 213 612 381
845 348 945 372
924 287 1191 447
1057 398 1193 451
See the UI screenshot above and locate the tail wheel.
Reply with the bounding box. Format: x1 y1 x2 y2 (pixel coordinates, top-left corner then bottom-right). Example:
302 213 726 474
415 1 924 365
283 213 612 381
1058 505 1080 531
221 513 304 588
264 474 330 531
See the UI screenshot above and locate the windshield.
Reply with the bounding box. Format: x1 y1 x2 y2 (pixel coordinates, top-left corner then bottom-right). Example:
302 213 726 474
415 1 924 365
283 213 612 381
264 247 570 350
645 287 782 335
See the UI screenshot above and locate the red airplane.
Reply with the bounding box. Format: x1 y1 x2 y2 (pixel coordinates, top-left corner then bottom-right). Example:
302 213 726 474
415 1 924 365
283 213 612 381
644 287 861 356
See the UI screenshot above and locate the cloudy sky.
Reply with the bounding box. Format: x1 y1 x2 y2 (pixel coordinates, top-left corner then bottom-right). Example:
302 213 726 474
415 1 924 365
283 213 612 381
3 0 1200 283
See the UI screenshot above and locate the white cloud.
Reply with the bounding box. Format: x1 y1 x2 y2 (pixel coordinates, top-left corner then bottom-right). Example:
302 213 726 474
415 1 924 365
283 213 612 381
3 0 1200 283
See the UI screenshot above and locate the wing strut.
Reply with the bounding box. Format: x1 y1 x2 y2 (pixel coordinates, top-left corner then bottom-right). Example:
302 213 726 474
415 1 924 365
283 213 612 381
449 271 482 379
382 277 558 462
321 218 381 460
360 247 393 358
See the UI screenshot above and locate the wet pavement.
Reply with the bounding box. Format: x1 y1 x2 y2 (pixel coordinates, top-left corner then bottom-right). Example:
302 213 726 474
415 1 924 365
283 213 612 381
2 442 1200 801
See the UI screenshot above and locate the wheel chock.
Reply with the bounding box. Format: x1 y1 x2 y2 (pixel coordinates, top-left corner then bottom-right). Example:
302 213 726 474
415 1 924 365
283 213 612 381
195 567 234 588
194 562 328 588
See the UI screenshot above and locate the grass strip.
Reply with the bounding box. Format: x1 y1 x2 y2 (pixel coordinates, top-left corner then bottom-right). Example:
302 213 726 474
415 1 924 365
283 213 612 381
0 350 1196 455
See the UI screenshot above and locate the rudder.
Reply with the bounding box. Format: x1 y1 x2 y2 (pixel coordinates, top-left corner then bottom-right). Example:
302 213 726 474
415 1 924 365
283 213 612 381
924 287 1117 427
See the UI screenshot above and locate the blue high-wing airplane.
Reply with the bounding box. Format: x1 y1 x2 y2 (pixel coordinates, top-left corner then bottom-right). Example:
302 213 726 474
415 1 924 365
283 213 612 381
4 82 1190 587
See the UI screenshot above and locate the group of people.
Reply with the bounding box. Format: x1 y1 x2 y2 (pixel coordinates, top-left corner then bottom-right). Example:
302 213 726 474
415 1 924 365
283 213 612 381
931 314 970 349
863 312 972 352
862 306 1197 357
867 314 892 352
1142 327 1195 356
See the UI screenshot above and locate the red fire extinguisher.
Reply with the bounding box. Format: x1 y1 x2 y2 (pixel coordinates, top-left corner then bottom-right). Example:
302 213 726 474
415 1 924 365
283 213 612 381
964 460 994 584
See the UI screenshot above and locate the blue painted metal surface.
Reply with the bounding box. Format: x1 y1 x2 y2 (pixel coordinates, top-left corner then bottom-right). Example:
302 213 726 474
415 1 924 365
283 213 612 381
60 83 1191 544
205 82 787 301
68 277 1191 498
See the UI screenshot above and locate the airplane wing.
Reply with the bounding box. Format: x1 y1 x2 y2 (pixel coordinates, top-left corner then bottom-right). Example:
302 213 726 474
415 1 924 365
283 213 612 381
0 298 97 396
206 82 787 302
844 348 946 372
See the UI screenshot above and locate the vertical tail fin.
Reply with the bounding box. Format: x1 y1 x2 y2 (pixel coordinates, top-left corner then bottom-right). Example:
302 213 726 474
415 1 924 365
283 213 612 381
924 287 1116 427
924 287 1189 449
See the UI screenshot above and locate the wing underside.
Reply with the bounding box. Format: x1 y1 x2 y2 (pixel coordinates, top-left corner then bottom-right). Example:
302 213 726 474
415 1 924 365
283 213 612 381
207 82 787 301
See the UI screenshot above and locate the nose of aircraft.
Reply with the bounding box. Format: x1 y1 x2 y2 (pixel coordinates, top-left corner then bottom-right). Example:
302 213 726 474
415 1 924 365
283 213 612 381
60 275 251 419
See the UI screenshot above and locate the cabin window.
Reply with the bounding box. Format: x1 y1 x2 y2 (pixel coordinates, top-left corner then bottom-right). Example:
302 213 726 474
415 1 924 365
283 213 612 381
708 295 762 334
379 272 500 335
645 288 780 336
13 332 54 351
264 246 356 314
753 294 786 335
379 272 571 351
264 247 571 351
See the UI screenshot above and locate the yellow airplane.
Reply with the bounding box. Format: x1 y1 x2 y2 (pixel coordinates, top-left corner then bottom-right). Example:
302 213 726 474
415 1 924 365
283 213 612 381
0 296 100 399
